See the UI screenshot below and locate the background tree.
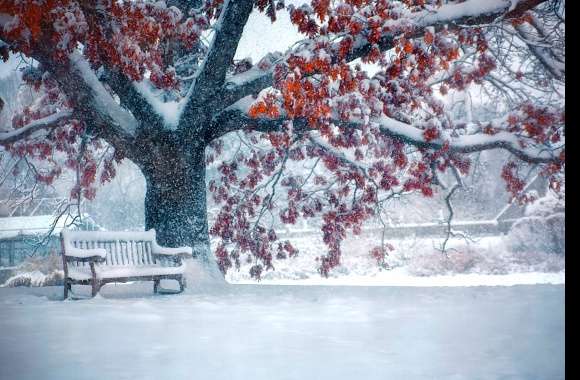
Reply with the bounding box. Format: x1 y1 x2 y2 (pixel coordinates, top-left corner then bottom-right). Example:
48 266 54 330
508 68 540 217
0 0 564 279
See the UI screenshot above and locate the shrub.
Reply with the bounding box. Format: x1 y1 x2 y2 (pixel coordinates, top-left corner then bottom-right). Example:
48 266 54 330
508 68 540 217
1 255 63 287
506 193 565 256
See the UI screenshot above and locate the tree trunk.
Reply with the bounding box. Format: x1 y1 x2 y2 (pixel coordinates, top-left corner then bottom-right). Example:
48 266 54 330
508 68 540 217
140 142 223 281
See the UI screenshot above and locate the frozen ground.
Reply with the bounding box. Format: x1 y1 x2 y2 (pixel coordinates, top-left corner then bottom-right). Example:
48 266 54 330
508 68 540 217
0 274 564 380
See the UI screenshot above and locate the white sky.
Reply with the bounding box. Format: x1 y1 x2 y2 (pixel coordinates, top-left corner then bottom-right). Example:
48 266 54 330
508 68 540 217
0 53 21 79
235 8 304 62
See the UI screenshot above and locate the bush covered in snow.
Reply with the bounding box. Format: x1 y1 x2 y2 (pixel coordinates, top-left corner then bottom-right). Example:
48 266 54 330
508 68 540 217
1 255 64 287
506 193 565 256
3 270 64 287
225 229 565 283
406 243 565 277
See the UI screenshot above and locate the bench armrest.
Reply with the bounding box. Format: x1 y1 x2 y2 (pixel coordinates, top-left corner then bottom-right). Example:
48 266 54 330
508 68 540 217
152 243 193 258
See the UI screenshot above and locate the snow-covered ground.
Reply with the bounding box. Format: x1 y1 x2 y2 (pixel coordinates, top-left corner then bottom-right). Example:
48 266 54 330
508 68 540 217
225 234 565 283
232 268 565 287
0 232 565 379
0 275 564 380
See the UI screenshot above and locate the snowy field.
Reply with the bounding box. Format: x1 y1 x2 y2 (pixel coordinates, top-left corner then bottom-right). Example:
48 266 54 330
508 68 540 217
0 274 564 380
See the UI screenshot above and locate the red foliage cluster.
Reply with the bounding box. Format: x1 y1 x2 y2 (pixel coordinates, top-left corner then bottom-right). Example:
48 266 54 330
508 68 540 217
1 0 209 88
1 0 214 204
501 162 531 204
370 243 394 269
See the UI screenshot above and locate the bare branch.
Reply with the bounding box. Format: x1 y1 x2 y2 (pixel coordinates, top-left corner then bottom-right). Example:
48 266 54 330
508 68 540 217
440 183 461 253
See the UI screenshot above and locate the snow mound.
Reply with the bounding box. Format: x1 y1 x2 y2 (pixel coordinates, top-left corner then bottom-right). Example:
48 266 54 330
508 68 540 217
2 270 63 287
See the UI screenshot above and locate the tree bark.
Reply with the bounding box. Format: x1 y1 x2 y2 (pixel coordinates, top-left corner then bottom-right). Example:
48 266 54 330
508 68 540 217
140 140 223 279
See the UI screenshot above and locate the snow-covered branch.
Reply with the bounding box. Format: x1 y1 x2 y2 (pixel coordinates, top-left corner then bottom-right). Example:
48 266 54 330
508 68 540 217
102 70 165 133
65 52 138 137
220 0 548 110
353 114 561 165
0 111 72 145
514 23 564 81
215 102 562 165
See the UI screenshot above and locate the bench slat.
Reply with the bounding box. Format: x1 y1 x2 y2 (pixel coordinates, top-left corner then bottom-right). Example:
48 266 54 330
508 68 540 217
118 241 124 265
130 241 136 265
102 241 108 265
146 241 153 265
112 241 118 266
138 241 145 266
135 241 141 265
137 241 143 265
126 241 132 265
74 241 82 268
119 241 124 265
142 241 148 265
104 241 110 265
118 240 124 266
126 241 131 265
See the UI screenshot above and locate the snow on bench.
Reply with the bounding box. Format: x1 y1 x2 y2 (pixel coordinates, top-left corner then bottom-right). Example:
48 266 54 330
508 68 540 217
61 229 192 299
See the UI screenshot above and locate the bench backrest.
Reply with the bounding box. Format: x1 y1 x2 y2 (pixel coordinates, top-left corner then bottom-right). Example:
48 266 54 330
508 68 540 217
62 230 161 267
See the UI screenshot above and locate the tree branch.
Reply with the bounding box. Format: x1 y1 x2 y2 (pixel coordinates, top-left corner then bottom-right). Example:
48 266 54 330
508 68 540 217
102 70 165 133
440 182 462 254
31 51 141 159
0 111 72 145
514 23 564 81
213 106 562 165
364 114 561 164
208 104 308 140
219 0 548 109
44 52 138 139
180 0 255 130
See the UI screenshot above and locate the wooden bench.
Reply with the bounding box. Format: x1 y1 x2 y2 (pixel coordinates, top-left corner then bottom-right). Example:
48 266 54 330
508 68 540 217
60 229 192 299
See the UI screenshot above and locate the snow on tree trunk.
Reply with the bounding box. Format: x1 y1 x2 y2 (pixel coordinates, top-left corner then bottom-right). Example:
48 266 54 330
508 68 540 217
141 141 223 282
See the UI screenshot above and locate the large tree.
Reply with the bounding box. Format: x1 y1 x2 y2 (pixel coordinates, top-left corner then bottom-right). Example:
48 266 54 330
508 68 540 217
0 0 565 279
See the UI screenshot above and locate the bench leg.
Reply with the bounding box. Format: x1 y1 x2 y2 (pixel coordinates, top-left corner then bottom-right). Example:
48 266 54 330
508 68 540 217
64 280 71 300
91 280 101 298
153 279 160 294
178 276 186 293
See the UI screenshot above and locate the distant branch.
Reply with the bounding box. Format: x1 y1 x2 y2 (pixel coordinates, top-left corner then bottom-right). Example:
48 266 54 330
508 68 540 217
514 23 564 81
440 183 461 253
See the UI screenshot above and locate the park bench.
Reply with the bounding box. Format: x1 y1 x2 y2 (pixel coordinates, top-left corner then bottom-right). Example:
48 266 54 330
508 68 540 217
60 229 192 299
